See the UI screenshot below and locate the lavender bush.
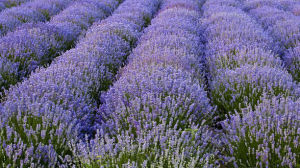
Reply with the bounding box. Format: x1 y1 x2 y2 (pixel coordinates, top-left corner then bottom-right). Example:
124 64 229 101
101 64 212 133
221 96 300 167
84 0 217 167
243 0 300 15
0 0 160 166
0 0 73 36
74 119 216 167
0 0 31 12
211 64 298 118
202 1 300 167
0 0 299 166
0 0 119 98
202 0 299 119
247 4 300 82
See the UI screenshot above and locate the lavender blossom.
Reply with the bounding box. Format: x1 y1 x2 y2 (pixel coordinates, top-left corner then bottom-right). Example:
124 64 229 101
101 63 212 133
242 0 284 11
211 64 298 118
285 45 300 80
0 0 118 97
95 0 216 166
0 0 160 166
202 0 298 119
221 96 300 168
101 0 211 133
248 5 300 81
73 119 217 167
0 0 73 36
0 0 32 12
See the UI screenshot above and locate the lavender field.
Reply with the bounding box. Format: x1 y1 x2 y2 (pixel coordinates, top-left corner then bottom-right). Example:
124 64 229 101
0 0 299 167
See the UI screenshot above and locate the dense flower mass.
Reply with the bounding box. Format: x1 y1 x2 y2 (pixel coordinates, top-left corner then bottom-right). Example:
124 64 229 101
203 0 299 119
0 0 118 97
93 0 217 167
0 0 160 166
0 0 299 167
0 0 31 12
203 0 300 167
222 96 300 167
245 0 300 82
0 0 74 36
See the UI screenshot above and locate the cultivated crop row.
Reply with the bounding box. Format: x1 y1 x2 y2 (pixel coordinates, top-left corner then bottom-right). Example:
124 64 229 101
243 0 300 83
0 0 119 98
74 0 216 167
0 0 160 166
0 0 75 36
242 0 300 16
202 0 300 167
204 0 298 118
0 0 299 167
0 0 31 12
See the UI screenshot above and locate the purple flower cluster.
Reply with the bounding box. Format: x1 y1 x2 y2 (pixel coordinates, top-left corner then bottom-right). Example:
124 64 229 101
242 0 300 15
202 1 300 167
0 0 299 166
0 0 160 166
101 1 212 132
74 119 217 167
246 2 300 82
0 0 31 12
0 3 4 11
277 0 300 15
291 4 300 16
203 0 299 118
78 0 217 166
0 0 73 36
0 0 118 97
222 96 300 167
242 0 285 11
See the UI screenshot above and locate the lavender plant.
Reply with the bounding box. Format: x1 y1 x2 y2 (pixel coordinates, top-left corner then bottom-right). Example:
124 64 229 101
90 0 217 166
0 0 160 166
101 0 209 133
285 45 300 81
0 0 31 12
0 0 119 98
101 63 212 134
247 4 300 82
74 120 217 167
202 1 300 168
202 0 299 119
205 47 283 77
221 96 300 168
0 111 77 167
23 0 74 20
243 0 300 14
291 4 300 15
242 0 284 11
211 65 298 118
0 3 4 11
0 0 73 36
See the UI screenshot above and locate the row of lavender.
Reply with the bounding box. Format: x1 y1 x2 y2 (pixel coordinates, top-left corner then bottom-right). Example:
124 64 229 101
0 0 75 37
0 0 119 98
203 0 299 117
73 0 217 166
0 0 31 12
242 0 300 16
0 0 161 166
243 0 300 82
202 0 299 167
0 0 299 167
